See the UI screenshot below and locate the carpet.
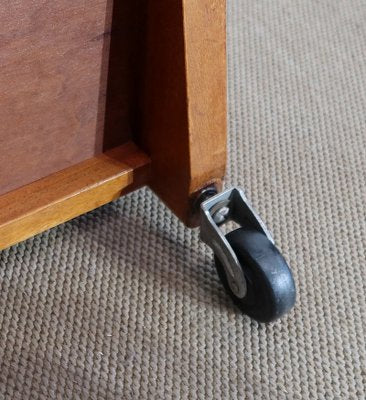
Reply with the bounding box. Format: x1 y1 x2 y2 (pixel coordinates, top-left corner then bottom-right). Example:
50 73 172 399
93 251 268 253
1 0 366 398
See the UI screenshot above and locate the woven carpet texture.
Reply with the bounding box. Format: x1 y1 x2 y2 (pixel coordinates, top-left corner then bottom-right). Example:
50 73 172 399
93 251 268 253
1 0 366 398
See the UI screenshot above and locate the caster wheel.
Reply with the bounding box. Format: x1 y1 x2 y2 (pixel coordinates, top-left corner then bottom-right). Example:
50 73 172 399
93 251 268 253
215 228 296 322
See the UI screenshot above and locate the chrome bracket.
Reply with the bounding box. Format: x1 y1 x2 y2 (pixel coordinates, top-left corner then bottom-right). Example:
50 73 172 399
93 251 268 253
200 187 274 299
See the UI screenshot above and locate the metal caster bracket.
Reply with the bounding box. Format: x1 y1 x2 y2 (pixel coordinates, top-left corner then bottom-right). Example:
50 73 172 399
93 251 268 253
200 187 275 299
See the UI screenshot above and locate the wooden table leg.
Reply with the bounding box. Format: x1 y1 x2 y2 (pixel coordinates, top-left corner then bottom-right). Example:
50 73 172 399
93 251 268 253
138 0 227 226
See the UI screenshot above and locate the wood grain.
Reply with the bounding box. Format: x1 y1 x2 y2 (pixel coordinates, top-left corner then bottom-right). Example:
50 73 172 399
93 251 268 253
103 0 146 151
138 0 227 226
0 142 150 250
0 0 139 196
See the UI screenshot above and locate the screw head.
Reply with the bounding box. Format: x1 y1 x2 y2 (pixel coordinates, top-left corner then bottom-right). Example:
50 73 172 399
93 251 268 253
213 206 230 225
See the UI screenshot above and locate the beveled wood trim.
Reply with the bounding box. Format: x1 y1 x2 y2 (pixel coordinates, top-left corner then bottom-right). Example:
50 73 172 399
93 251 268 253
0 142 150 250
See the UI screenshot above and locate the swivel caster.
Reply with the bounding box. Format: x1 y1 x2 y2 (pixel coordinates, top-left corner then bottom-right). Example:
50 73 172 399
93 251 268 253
199 187 296 322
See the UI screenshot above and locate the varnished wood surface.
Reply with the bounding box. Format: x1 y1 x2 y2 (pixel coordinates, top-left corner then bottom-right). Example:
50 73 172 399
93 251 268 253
0 0 227 237
103 0 146 151
0 142 150 250
138 0 227 226
0 0 138 196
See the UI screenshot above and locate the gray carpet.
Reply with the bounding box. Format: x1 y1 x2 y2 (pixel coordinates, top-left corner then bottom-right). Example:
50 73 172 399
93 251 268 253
1 0 366 398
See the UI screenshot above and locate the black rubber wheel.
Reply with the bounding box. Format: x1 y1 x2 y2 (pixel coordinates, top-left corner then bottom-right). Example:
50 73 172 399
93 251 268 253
215 228 296 322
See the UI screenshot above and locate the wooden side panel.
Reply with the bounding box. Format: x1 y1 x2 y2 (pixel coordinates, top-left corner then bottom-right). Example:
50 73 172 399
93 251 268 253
138 0 227 226
0 142 150 250
0 0 141 196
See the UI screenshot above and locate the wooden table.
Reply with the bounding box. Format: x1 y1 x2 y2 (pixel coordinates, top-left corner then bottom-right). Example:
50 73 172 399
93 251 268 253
0 0 227 249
